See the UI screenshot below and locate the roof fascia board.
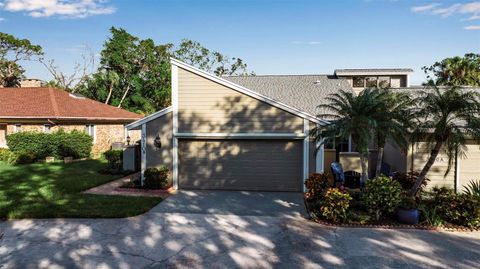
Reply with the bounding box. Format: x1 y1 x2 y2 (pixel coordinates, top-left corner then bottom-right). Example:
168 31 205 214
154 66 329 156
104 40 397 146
126 106 173 130
170 58 326 125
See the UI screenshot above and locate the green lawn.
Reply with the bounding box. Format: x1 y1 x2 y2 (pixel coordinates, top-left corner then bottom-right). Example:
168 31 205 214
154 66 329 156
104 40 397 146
0 160 162 219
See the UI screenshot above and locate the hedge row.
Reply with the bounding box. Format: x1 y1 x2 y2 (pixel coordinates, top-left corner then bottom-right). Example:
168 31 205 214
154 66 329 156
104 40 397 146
6 130 93 161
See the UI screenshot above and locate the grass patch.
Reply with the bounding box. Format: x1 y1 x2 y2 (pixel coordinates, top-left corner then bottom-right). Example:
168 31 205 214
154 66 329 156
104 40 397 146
0 160 162 219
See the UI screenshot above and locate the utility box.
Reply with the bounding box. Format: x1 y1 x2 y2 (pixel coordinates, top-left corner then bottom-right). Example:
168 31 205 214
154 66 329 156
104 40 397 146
123 145 140 172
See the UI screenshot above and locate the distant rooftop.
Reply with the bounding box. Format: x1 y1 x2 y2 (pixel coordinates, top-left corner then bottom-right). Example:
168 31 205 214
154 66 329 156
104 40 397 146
334 68 414 76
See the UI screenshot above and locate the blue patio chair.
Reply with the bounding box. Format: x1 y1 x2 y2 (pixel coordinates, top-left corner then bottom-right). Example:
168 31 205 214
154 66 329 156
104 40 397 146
330 162 345 185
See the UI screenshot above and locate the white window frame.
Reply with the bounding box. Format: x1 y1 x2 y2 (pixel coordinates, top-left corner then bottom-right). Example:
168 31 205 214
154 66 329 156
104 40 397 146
14 124 22 133
85 125 96 144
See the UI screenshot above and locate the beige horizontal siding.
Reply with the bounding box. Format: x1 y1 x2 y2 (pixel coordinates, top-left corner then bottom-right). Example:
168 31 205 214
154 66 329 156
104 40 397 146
411 142 455 189
177 68 304 133
458 141 480 191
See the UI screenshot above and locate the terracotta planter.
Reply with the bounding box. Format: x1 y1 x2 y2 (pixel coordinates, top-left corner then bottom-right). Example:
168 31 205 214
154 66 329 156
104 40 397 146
45 156 55 163
64 157 73 163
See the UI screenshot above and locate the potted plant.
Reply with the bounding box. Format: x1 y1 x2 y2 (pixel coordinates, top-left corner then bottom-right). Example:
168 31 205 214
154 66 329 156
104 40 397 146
396 196 419 225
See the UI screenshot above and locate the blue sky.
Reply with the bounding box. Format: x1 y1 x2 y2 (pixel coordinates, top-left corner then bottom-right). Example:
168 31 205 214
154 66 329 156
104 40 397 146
0 0 479 85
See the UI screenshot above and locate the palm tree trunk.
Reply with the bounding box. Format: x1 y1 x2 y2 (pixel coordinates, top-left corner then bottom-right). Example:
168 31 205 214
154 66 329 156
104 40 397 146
117 84 130 108
105 82 114 104
375 147 384 177
408 141 443 197
360 153 368 185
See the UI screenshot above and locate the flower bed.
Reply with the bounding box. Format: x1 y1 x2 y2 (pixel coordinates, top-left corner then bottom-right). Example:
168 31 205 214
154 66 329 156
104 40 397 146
304 173 480 232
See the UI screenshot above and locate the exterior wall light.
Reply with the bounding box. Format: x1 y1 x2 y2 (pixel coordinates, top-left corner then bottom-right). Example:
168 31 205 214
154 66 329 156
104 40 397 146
126 135 131 145
154 135 162 149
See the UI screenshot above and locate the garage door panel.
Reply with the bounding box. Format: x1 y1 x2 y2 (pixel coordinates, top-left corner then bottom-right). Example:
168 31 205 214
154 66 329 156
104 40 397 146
178 139 303 192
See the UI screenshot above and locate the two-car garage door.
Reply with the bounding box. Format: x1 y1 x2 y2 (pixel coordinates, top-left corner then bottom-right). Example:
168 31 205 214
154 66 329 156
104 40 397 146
178 139 303 192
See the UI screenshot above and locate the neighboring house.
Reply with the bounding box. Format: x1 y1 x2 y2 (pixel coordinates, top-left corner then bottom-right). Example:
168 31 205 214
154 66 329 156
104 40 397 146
126 59 478 192
0 87 142 156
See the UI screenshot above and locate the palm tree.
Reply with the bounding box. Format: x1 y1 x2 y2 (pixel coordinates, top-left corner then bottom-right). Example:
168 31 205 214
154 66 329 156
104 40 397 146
313 89 382 184
409 86 480 196
373 89 414 176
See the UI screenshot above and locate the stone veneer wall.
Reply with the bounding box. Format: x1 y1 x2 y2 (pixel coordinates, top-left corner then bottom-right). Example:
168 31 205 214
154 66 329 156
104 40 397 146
4 123 140 158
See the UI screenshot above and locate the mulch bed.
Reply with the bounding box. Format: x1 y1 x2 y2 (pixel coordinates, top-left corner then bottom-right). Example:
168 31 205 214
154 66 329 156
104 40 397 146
304 199 478 232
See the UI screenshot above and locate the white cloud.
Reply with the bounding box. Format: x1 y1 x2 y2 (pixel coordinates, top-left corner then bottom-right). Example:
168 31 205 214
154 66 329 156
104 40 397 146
411 3 440 13
412 1 480 18
412 1 480 29
464 25 480 30
0 17 4 22
291 41 322 45
2 0 116 18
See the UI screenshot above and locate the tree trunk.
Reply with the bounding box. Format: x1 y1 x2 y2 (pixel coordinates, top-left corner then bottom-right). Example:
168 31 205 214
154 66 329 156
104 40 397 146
105 82 114 104
375 147 384 177
360 152 368 186
408 141 443 197
117 84 130 108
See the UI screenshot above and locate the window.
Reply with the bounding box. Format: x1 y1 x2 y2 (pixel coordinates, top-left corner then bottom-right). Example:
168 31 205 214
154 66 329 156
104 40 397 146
352 76 365 88
14 124 22 133
323 138 351 152
365 77 378 88
85 125 96 143
378 76 391 88
43 124 52 133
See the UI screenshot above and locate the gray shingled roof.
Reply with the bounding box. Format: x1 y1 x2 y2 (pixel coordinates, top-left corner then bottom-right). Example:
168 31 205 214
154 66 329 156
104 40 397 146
224 75 354 116
335 68 413 76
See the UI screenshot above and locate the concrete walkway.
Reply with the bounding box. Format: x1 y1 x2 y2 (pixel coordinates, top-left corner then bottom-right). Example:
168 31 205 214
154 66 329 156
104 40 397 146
1 191 480 269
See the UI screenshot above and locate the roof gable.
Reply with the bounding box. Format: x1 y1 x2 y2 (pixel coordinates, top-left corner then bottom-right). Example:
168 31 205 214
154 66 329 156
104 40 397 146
170 58 326 125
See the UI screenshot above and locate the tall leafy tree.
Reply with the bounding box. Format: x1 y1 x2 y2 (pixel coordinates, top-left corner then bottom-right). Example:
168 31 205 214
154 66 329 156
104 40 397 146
78 27 172 114
313 89 382 183
173 39 253 76
78 28 253 114
423 53 480 86
0 32 43 87
409 86 480 196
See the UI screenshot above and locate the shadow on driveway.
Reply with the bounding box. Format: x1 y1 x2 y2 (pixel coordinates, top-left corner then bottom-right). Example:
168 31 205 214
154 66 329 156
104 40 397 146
1 190 480 268
150 190 307 218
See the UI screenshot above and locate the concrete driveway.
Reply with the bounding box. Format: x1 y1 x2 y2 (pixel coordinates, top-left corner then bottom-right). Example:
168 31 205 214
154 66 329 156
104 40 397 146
1 190 480 269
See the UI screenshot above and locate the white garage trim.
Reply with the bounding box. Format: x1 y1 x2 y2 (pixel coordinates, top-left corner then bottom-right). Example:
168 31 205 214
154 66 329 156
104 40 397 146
141 123 147 185
175 133 306 139
303 119 309 192
172 64 179 190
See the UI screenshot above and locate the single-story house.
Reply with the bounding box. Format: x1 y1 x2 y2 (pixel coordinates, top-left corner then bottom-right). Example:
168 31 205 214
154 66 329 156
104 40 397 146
126 59 480 192
0 87 142 156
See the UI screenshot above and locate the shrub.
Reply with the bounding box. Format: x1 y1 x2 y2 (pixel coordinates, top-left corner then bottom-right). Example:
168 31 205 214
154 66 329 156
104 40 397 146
304 173 330 201
463 180 480 198
144 166 169 189
6 130 92 162
55 130 93 159
363 176 402 221
15 151 36 164
103 149 123 171
392 171 429 191
7 132 57 160
0 148 18 165
320 188 352 222
429 187 480 229
419 205 444 227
